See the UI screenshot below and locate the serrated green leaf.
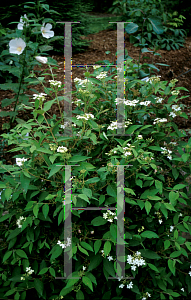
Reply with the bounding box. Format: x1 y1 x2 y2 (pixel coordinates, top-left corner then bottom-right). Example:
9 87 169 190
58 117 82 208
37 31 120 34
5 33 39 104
145 201 152 214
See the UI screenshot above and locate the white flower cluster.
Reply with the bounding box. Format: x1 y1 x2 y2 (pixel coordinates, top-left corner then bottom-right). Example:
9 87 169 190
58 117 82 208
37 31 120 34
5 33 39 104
96 71 108 80
21 266 35 280
142 292 151 300
72 99 84 106
49 80 62 88
16 216 26 228
160 146 172 160
103 210 117 222
127 251 146 271
171 90 180 96
153 118 168 125
74 78 89 88
107 119 132 130
60 122 76 129
76 113 94 120
16 157 28 167
93 65 102 70
115 98 139 107
170 226 174 232
143 75 161 84
169 104 182 118
57 237 71 249
33 93 47 101
123 143 135 157
139 100 151 106
155 97 163 103
154 211 163 224
57 146 68 153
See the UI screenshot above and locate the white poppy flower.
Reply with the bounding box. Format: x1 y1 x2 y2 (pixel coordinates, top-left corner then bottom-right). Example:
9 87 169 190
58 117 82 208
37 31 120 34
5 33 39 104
35 56 48 64
41 23 54 39
9 38 26 55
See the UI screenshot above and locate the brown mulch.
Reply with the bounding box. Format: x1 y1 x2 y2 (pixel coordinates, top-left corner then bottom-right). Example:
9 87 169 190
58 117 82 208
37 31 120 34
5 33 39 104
1 24 191 166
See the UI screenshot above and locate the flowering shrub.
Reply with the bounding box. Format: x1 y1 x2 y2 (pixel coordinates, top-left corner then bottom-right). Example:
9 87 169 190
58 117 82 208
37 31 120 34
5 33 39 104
0 49 191 300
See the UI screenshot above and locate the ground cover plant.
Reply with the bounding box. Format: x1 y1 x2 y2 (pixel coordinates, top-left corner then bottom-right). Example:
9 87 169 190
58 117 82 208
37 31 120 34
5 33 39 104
1 1 191 300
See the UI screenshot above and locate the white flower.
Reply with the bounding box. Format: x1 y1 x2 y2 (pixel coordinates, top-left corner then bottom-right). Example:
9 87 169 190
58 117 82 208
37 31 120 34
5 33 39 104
107 256 113 261
16 216 26 228
139 101 151 106
127 281 133 289
142 298 146 300
108 219 113 222
169 112 177 118
189 271 191 277
76 113 94 120
141 77 150 82
21 277 25 280
181 288 184 292
159 219 163 224
26 267 34 275
49 80 62 88
131 265 136 271
35 56 48 64
57 146 68 153
170 226 174 232
155 97 163 103
153 118 168 125
16 157 28 167
136 251 141 256
33 93 47 101
17 14 29 30
9 38 26 55
103 213 108 219
119 284 125 288
41 23 54 39
82 266 86 271
179 213 183 217
146 292 151 297
96 71 108 80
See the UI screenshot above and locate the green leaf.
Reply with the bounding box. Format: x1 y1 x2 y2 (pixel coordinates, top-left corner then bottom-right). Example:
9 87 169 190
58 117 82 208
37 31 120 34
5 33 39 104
80 241 94 252
85 272 97 286
104 241 111 257
60 286 73 297
140 231 159 239
38 267 49 275
42 204 49 219
77 194 90 203
77 244 89 256
86 177 100 184
33 204 39 218
124 188 136 196
168 259 176 275
170 251 182 258
68 155 91 163
173 184 187 190
148 16 164 34
125 22 139 34
50 245 63 260
185 242 191 252
43 99 56 112
140 249 161 260
82 276 93 292
20 173 30 193
91 216 108 226
103 258 116 277
164 240 170 250
155 180 163 194
82 187 92 198
3 250 12 263
5 188 12 200
88 254 102 271
145 201 152 215
94 240 102 255
16 249 28 259
76 290 84 300
49 267 55 277
48 165 63 178
148 263 160 273
164 203 177 212
169 191 179 204
107 184 117 198
34 278 44 296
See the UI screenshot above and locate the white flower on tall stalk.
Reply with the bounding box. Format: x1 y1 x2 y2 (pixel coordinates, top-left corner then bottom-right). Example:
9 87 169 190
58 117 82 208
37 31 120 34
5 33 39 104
76 113 94 120
41 23 54 39
17 14 29 30
49 80 62 88
16 157 28 166
107 119 132 130
35 56 48 64
96 71 108 80
33 93 47 101
9 38 26 55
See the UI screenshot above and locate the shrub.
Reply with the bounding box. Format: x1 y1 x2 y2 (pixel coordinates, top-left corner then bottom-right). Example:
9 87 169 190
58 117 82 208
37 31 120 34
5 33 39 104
1 1 191 300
